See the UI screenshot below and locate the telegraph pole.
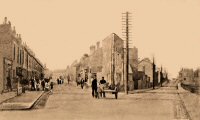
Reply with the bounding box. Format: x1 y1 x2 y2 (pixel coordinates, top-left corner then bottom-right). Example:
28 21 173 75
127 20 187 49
122 12 132 94
111 33 115 85
152 56 155 89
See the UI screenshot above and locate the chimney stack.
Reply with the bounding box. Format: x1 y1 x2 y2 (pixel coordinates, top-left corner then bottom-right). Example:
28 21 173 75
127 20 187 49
19 34 21 39
19 34 22 44
8 21 11 26
90 45 96 55
13 26 16 34
96 41 100 49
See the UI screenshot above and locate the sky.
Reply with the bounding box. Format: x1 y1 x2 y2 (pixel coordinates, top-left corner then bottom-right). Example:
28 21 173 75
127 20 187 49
0 0 200 78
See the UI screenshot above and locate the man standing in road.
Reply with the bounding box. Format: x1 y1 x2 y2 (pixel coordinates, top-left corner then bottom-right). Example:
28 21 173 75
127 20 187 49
67 75 70 84
41 79 45 91
81 78 84 89
50 81 54 93
91 75 97 98
100 77 106 98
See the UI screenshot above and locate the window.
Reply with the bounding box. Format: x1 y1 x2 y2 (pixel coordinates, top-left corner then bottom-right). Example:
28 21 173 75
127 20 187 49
13 69 15 78
17 47 19 63
13 44 15 60
143 66 145 73
21 50 24 64
20 49 22 64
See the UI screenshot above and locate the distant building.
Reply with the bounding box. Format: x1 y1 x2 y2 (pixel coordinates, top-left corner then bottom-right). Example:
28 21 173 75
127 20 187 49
178 67 200 86
178 68 194 83
137 58 165 88
194 68 200 86
138 58 153 82
67 60 79 82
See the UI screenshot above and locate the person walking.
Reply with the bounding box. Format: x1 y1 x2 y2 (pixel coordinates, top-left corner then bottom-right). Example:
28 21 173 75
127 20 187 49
57 78 59 85
6 77 12 91
36 80 40 91
61 79 64 84
33 78 37 91
41 79 45 91
60 78 62 84
50 82 54 93
67 75 70 84
31 79 35 91
91 75 98 98
81 78 84 89
45 82 49 91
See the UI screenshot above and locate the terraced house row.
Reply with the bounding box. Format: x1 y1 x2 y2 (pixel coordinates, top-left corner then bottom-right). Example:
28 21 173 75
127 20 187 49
0 17 44 93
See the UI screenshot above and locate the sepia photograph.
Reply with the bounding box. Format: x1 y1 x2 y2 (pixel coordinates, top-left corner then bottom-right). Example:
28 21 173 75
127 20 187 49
0 0 200 120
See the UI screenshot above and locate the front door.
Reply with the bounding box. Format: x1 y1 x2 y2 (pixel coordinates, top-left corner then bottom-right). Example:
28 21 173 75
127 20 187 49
4 58 12 91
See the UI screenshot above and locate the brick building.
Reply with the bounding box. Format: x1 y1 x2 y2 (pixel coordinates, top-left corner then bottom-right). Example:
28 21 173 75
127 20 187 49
137 58 166 89
69 33 140 91
194 68 200 86
178 68 194 83
0 17 44 93
102 33 124 85
75 33 137 87
127 47 139 90
138 58 153 82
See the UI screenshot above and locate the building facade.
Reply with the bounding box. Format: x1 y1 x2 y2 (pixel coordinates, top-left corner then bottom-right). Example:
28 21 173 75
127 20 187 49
73 33 138 90
137 58 165 89
102 33 124 85
138 58 153 82
178 68 194 84
69 33 141 91
0 17 44 93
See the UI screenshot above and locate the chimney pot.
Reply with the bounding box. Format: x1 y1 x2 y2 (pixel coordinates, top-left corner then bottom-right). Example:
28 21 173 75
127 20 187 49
4 17 7 24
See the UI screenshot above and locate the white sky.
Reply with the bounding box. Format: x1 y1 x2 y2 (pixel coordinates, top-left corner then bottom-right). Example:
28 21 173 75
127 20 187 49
1 0 200 78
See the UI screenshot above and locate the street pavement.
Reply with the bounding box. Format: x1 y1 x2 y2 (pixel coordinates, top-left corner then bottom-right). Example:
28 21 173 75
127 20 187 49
0 92 16 104
177 83 200 120
0 91 44 110
0 81 190 120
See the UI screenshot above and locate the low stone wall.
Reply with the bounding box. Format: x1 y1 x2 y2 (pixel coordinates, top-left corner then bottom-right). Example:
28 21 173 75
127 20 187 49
181 83 199 93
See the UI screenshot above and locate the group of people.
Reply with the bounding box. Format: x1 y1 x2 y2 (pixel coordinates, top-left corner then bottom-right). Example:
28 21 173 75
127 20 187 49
30 79 40 91
91 75 107 98
30 78 53 92
57 78 64 85
76 77 86 89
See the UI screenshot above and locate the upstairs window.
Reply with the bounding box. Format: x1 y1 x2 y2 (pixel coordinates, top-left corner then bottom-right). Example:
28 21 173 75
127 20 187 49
13 44 15 60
